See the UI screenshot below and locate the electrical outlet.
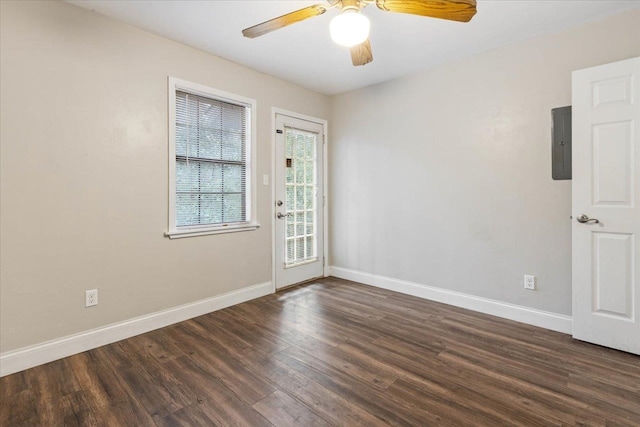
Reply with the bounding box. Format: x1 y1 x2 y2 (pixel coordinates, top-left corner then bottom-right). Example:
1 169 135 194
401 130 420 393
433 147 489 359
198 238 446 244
524 275 536 290
86 289 98 307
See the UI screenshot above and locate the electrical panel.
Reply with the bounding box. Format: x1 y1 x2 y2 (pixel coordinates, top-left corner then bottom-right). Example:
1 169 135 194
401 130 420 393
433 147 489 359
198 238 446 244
552 106 572 180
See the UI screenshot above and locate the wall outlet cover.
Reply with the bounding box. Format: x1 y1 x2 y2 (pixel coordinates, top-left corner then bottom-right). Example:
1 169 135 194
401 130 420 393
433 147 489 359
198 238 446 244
86 289 98 307
524 275 536 290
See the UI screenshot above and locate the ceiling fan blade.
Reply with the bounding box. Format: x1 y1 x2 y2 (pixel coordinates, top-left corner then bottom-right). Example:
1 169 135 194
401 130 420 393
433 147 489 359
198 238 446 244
351 39 373 66
376 0 477 23
242 5 328 38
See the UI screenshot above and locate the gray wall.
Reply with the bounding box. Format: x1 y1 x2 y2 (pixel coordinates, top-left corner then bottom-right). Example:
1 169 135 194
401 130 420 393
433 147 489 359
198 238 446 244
0 1 330 352
329 9 640 315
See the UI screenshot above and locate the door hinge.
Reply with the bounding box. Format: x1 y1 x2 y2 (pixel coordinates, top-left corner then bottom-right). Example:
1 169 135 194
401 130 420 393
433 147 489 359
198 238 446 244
323 257 325 267
276 129 283 134
323 135 326 144
323 195 326 206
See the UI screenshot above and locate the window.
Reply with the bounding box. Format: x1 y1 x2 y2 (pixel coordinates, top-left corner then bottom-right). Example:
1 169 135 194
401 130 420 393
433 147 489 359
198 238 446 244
167 78 258 238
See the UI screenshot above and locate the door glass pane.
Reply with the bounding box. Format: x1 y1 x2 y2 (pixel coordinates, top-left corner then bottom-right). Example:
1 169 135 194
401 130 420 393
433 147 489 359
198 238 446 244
285 126 317 266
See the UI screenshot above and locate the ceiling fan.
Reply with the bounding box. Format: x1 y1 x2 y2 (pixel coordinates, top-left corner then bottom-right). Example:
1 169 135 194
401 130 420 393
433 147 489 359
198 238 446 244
242 0 477 67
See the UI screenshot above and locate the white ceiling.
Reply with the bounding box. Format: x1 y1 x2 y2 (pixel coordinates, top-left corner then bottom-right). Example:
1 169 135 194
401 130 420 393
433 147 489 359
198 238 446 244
68 0 640 95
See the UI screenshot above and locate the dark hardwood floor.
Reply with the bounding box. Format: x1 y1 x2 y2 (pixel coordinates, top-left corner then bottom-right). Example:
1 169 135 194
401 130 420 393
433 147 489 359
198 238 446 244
2 277 640 426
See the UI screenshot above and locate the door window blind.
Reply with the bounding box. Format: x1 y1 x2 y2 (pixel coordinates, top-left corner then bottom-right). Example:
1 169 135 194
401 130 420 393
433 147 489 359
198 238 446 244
175 90 248 227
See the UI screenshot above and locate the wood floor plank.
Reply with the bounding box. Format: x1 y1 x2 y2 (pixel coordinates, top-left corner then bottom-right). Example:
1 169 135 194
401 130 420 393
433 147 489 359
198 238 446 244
69 347 159 425
567 373 640 416
163 355 274 426
253 390 332 427
274 347 459 426
89 395 157 426
438 349 639 426
23 358 82 424
386 377 550 427
238 350 390 427
288 334 398 390
304 290 387 321
0 370 28 399
194 309 291 355
163 322 277 406
261 299 382 347
351 334 598 426
155 402 219 427
133 327 187 364
99 341 195 419
59 390 101 427
2 277 640 426
0 389 39 426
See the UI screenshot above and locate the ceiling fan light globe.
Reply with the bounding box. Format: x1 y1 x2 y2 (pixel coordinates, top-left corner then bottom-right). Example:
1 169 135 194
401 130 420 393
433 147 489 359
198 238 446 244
330 10 370 47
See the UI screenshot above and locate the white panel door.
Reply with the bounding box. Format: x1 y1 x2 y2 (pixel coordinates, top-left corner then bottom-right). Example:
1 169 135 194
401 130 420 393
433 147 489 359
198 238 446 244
572 56 640 354
274 114 325 289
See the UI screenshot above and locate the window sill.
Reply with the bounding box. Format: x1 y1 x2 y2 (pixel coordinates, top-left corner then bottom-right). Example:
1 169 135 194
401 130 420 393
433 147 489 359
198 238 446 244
165 223 260 239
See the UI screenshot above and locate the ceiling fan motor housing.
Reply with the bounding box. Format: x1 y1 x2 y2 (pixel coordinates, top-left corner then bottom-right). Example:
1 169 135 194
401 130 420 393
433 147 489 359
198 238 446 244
340 0 364 12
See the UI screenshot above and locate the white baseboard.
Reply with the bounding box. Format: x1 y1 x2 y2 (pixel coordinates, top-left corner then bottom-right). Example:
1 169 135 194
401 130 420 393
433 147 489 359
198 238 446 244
329 267 572 334
0 281 273 377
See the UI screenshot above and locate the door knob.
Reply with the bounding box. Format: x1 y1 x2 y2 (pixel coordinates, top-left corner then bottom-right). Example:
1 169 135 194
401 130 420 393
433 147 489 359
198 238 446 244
276 212 292 219
577 214 599 224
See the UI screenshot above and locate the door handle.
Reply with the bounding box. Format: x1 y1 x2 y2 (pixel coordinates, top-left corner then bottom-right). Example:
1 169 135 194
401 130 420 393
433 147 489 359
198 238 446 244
577 214 599 224
276 212 292 220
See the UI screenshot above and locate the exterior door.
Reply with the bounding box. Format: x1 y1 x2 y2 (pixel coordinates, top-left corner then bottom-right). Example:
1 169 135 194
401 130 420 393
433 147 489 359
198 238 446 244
274 113 325 289
572 56 640 354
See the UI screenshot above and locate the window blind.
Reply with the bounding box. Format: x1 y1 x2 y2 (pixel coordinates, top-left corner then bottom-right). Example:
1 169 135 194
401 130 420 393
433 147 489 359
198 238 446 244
175 90 248 227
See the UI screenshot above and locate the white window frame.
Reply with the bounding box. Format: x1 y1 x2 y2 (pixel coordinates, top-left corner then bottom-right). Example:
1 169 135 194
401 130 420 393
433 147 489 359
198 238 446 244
166 77 259 239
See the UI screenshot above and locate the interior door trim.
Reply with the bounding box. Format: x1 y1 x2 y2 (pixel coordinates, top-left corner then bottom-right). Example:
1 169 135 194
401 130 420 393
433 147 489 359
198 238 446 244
271 107 329 293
